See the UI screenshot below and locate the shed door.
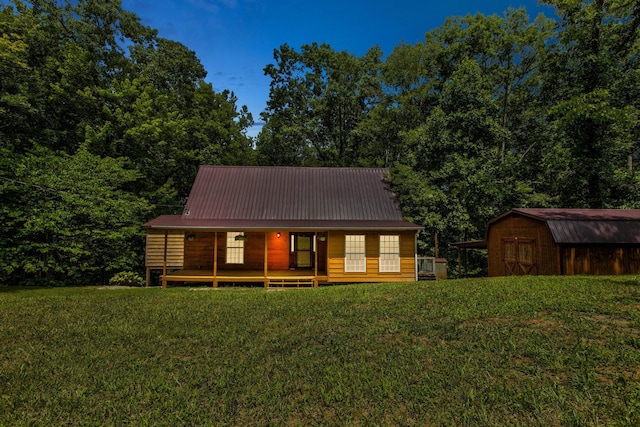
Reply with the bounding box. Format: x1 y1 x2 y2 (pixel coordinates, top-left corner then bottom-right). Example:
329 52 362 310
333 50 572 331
503 238 535 275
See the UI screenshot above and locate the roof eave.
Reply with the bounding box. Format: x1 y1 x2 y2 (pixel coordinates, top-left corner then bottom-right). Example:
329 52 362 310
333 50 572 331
144 225 423 232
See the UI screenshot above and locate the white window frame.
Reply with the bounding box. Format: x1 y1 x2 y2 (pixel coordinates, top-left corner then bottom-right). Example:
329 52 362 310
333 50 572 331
226 232 244 264
379 235 401 273
345 235 366 273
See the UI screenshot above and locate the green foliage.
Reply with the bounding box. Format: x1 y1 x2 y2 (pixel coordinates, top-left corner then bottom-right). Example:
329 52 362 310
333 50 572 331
108 271 144 287
2 276 640 424
0 0 255 285
256 2 639 273
2 0 639 282
0 146 150 285
540 0 640 208
257 42 383 166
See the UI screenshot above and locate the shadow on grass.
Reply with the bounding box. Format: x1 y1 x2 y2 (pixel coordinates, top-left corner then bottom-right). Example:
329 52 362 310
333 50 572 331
0 285 52 293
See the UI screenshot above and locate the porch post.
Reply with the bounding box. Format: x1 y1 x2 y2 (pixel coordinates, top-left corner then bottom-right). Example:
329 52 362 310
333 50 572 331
264 232 269 288
314 232 319 287
415 232 418 282
146 267 150 288
162 230 168 288
213 232 218 288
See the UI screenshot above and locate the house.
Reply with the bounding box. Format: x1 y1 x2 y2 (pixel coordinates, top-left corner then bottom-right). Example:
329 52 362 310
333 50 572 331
143 166 422 287
485 208 640 276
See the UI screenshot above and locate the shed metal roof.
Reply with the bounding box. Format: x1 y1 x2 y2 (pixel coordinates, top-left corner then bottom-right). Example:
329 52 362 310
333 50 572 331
512 208 640 221
490 208 640 244
145 166 421 231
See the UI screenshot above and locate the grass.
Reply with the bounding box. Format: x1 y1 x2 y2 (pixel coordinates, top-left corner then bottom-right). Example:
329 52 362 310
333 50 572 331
2 276 640 426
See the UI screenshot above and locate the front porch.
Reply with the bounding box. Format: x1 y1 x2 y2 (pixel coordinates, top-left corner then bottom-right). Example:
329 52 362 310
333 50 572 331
160 269 328 288
146 230 328 288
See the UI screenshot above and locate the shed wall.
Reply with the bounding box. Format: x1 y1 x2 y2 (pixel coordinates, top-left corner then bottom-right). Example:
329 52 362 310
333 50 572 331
562 246 640 275
487 214 558 277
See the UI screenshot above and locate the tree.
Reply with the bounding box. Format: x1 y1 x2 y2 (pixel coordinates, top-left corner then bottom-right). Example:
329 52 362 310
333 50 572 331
540 0 640 208
0 0 256 284
0 146 150 285
258 43 383 166
383 10 554 273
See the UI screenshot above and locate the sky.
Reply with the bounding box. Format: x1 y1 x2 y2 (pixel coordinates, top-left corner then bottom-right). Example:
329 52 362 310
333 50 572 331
120 0 555 137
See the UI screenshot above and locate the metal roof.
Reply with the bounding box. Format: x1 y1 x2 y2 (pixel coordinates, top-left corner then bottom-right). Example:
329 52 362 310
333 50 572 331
490 208 640 244
512 208 640 221
145 166 421 231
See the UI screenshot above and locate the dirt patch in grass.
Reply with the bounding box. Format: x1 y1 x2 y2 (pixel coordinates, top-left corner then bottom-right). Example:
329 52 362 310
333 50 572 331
460 316 513 328
520 317 562 331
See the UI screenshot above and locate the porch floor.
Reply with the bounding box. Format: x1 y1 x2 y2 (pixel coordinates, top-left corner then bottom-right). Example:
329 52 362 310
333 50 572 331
160 269 328 288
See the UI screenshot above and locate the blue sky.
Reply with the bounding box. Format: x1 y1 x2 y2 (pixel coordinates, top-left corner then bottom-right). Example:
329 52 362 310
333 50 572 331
121 0 554 136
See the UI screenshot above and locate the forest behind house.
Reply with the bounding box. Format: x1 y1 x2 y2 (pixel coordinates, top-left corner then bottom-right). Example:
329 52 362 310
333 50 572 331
1 0 638 285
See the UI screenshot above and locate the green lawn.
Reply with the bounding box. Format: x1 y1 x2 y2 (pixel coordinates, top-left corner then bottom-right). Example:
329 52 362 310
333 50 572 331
2 277 640 426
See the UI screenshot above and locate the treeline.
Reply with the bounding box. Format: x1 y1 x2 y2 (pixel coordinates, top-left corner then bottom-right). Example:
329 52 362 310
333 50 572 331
257 1 640 274
0 0 255 285
0 0 638 284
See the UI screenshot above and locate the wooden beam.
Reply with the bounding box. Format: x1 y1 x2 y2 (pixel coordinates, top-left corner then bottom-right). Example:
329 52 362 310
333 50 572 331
162 231 168 288
314 232 318 287
414 232 418 282
264 232 268 288
213 232 218 288
145 267 150 288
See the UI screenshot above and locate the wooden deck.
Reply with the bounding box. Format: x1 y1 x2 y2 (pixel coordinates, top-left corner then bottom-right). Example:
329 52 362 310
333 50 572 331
160 269 328 288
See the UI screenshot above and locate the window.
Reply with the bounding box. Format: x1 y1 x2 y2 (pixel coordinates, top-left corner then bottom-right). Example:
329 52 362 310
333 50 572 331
345 235 366 272
379 235 400 272
226 232 244 264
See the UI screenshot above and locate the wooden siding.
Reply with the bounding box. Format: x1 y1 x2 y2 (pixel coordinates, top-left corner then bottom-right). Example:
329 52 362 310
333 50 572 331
214 232 265 271
177 231 325 273
183 232 214 270
562 246 640 275
180 232 286 271
487 214 557 277
145 230 184 268
146 230 417 283
326 231 416 283
267 232 289 270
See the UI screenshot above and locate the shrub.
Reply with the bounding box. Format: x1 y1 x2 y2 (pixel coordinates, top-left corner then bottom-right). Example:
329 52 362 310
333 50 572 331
108 271 144 287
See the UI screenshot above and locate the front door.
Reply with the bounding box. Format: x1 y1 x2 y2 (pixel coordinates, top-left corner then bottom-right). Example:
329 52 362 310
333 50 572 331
290 233 314 269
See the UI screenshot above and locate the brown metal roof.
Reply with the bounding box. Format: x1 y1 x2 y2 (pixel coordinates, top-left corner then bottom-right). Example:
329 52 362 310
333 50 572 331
546 220 640 244
512 208 640 221
145 166 421 230
489 208 640 244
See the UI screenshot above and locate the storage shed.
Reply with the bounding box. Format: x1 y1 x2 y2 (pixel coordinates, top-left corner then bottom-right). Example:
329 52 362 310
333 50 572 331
486 208 640 277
